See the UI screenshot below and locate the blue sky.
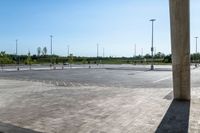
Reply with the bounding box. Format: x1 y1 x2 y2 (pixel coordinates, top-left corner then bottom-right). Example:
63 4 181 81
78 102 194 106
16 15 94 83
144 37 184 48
0 0 200 57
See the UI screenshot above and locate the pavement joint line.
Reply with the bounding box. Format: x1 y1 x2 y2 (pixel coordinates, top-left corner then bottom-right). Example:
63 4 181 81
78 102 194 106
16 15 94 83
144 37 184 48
153 76 171 83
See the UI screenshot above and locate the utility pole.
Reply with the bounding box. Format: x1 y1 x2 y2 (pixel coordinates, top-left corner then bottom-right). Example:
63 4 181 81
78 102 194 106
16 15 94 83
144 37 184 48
150 19 156 70
195 36 198 67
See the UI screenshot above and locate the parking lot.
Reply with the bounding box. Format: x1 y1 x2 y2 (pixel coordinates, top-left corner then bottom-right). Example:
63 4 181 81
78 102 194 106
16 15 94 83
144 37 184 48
0 65 200 133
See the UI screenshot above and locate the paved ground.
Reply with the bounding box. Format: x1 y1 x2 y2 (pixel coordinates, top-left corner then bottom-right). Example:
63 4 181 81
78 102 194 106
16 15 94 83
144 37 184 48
0 65 173 89
0 65 199 133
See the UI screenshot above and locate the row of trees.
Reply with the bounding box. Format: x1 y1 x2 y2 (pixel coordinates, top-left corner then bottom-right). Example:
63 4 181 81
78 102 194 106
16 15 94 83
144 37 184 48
0 51 13 65
1 51 200 65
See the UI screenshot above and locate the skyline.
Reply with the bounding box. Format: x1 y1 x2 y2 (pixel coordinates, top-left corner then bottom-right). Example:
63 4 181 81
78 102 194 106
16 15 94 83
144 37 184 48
0 0 200 57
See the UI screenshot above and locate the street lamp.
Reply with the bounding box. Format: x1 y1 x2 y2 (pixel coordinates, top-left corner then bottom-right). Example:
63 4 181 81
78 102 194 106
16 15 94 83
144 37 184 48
97 43 99 65
67 45 70 57
50 35 53 69
50 35 53 56
134 44 137 57
195 36 198 67
103 48 105 58
150 19 156 70
16 39 19 71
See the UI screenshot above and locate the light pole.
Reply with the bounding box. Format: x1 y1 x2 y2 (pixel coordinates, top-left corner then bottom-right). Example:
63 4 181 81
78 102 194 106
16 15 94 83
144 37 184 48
67 45 70 68
150 19 156 70
97 43 99 57
97 43 99 65
134 44 136 57
16 39 19 71
141 48 143 57
195 36 198 67
67 45 70 57
50 35 53 69
103 48 105 58
50 35 53 56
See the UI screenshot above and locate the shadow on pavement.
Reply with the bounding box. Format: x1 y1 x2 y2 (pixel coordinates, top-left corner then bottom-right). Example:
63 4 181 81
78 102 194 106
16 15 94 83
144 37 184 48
0 122 42 133
155 100 190 133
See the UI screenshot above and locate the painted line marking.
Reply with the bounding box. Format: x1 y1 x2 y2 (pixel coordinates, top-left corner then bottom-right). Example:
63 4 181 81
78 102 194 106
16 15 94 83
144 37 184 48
70 82 75 87
76 83 81 86
56 81 59 86
153 76 171 83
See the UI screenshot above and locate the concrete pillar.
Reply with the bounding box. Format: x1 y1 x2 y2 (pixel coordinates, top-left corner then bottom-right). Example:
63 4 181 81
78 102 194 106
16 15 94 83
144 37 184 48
169 0 190 100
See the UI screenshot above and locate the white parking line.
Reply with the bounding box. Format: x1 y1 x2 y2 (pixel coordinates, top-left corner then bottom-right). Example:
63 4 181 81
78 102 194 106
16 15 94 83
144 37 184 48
77 83 82 86
56 81 59 86
70 82 75 87
153 76 171 83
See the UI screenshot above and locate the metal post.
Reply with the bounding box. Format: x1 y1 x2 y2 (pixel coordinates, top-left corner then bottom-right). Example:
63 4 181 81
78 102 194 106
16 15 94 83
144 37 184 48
134 44 136 57
141 48 143 57
97 43 99 65
16 39 19 71
97 43 99 58
103 48 105 58
50 35 54 69
150 19 156 70
50 35 53 56
195 37 198 67
68 45 70 57
67 45 70 68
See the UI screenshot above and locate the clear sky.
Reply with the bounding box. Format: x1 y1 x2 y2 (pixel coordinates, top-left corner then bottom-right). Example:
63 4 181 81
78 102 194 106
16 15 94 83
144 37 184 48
0 0 200 57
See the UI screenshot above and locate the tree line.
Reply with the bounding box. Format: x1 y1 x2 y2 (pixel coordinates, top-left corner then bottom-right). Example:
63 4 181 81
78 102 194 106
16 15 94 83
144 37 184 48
0 51 200 65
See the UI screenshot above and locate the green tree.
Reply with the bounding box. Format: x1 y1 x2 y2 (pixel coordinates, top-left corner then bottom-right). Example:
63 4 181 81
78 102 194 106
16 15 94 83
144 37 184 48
154 52 165 59
0 51 12 70
25 51 32 68
42 47 47 56
144 54 151 59
37 47 41 56
68 54 73 66
163 54 172 63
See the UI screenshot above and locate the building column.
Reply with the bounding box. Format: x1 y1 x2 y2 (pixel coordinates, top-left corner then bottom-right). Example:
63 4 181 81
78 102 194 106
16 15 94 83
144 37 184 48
169 0 191 100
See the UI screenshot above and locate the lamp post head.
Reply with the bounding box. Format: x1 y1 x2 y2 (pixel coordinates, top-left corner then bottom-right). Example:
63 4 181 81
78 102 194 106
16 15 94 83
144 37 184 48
150 19 156 22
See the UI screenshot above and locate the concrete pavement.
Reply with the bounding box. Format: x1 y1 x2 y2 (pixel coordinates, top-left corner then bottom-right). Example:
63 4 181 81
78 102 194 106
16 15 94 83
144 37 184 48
0 79 200 133
0 66 200 132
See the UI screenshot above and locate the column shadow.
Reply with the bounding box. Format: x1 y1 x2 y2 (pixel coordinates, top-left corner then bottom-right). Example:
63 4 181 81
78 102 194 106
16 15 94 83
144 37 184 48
0 122 42 133
155 100 190 133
